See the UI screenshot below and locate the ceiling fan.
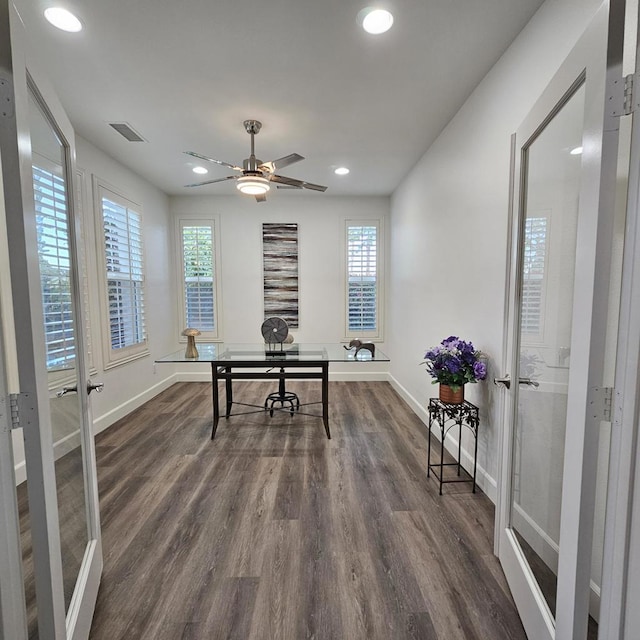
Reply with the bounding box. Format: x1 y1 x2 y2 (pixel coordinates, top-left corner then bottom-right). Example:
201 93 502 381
183 120 328 202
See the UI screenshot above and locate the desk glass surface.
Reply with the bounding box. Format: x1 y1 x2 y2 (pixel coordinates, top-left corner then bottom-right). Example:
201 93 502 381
155 343 389 364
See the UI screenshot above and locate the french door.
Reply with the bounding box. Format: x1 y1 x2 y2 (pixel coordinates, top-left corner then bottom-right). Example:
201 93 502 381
496 3 625 639
0 2 102 639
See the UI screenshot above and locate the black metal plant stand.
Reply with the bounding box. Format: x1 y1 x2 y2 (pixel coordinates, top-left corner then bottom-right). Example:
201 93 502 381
427 398 480 495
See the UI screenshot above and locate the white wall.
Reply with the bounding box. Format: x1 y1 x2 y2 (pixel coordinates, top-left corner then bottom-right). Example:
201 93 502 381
168 194 390 380
75 136 177 434
387 0 602 499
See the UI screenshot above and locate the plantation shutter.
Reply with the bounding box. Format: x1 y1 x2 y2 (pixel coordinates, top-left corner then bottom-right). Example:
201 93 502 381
521 216 547 336
182 224 215 331
102 197 146 350
33 164 75 370
347 224 378 333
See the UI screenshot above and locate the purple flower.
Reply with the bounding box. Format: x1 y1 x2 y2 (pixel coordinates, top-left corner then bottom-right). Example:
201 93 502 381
421 336 487 386
473 361 487 380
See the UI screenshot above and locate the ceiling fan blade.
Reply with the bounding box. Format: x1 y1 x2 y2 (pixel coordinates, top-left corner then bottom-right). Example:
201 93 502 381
183 175 238 188
255 194 267 203
301 181 328 192
258 153 304 173
184 151 242 172
276 185 302 190
270 174 328 192
269 174 305 188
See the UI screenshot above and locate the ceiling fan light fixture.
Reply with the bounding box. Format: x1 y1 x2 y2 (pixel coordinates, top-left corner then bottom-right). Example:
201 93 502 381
237 175 270 195
361 8 394 35
44 7 83 32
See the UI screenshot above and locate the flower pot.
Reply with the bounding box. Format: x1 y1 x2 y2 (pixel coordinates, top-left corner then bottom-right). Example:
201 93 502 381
439 383 464 404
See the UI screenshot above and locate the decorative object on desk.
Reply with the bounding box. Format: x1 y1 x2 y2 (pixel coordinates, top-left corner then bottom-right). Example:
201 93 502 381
284 333 294 344
182 327 201 358
261 316 289 344
263 223 299 328
344 339 375 358
421 335 487 404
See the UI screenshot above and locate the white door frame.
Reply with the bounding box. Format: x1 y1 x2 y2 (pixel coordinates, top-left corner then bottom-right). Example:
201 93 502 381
599 2 640 635
496 2 625 638
0 1 102 638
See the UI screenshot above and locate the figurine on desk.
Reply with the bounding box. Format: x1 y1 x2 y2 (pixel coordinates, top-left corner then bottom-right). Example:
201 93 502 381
344 339 375 358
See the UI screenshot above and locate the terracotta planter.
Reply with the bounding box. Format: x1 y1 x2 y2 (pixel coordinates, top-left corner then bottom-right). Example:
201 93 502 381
439 383 464 404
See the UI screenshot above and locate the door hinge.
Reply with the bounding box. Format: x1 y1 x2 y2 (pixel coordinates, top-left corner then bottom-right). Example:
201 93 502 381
609 73 638 117
3 393 36 431
624 73 635 115
590 387 613 422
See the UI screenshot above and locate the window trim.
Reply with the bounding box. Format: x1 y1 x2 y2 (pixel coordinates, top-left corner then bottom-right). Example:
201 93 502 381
176 216 223 342
93 176 149 369
344 218 384 341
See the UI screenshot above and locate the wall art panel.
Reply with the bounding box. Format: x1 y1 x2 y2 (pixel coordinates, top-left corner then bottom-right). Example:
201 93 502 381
262 223 298 328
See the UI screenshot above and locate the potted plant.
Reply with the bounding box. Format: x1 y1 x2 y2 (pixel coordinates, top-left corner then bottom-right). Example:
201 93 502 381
422 336 487 404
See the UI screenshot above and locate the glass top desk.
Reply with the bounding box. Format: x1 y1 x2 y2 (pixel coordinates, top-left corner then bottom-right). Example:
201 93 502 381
156 343 390 439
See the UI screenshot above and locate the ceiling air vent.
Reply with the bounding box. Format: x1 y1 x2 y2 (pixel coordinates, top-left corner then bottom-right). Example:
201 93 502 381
108 122 146 142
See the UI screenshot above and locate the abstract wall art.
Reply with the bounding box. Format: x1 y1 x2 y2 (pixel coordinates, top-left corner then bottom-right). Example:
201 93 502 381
262 223 299 328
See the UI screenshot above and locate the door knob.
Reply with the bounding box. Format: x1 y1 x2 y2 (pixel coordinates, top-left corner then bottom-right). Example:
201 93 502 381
494 376 511 389
494 375 539 389
87 381 104 395
56 385 78 397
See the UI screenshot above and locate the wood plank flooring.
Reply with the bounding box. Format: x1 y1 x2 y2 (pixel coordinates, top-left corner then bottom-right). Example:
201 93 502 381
88 380 527 639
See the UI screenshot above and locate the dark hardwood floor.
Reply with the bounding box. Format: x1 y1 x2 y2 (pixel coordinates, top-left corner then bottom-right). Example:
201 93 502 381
87 380 526 639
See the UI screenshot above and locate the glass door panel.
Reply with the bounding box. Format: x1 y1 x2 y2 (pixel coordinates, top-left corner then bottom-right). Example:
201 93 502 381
27 87 89 623
510 82 585 619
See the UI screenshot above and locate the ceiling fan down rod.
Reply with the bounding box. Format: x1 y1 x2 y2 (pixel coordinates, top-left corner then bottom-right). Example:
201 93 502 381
244 120 261 172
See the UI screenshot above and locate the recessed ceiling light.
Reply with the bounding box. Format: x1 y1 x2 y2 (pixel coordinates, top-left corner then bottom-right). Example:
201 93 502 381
361 8 394 35
334 167 350 175
192 166 208 175
44 7 83 32
570 146 583 155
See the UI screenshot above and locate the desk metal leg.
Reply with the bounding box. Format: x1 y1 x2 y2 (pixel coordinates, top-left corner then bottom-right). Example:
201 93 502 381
322 363 331 439
225 366 233 418
211 364 220 439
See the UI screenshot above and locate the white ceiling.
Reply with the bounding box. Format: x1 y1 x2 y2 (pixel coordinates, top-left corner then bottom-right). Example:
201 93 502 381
15 0 545 198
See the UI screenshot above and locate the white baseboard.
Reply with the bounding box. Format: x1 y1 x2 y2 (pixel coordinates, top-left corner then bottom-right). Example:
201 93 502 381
92 374 177 435
388 374 498 503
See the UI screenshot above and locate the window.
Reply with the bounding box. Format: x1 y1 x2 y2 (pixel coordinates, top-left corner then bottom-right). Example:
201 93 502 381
346 220 382 339
95 180 147 367
33 160 75 371
521 215 548 338
178 219 221 340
